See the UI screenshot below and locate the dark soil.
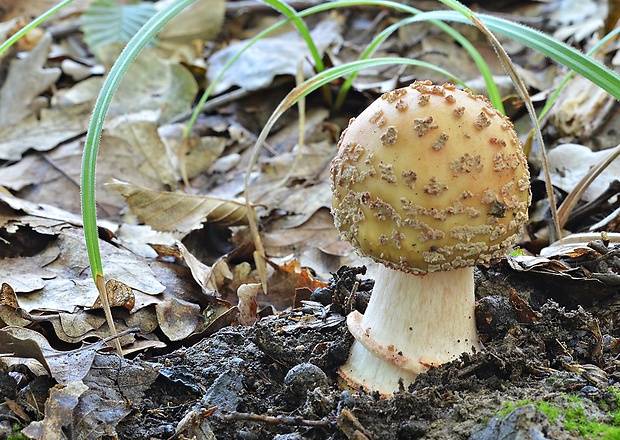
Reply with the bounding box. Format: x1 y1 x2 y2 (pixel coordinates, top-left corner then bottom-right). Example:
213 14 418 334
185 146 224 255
106 264 620 440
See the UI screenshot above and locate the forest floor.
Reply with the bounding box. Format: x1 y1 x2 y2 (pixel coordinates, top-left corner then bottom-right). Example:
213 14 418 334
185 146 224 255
1 0 620 439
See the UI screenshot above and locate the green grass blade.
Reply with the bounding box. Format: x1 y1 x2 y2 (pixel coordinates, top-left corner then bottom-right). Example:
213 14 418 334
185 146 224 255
537 26 620 122
81 0 197 282
334 11 503 112
412 9 620 99
262 0 325 73
186 0 497 139
0 0 75 56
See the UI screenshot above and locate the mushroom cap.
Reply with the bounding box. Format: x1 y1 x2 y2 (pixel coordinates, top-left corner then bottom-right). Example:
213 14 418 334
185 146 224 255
330 81 531 274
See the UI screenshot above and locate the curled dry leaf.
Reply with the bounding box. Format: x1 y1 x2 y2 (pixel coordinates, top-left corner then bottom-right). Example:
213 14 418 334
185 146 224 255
108 179 249 234
91 279 136 311
0 282 18 308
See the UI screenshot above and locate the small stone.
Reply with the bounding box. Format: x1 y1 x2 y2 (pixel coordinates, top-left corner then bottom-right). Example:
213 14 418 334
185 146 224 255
339 390 356 409
398 419 429 439
236 430 259 440
284 363 329 401
273 434 303 440
475 295 517 335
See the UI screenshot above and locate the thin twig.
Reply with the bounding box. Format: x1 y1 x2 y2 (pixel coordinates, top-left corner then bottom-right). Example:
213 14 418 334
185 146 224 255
219 411 334 428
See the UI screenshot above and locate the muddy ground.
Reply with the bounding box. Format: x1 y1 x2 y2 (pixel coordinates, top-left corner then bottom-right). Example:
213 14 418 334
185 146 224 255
58 261 620 439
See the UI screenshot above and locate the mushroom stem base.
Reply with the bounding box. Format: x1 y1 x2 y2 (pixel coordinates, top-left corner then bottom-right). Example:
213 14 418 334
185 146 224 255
338 265 480 396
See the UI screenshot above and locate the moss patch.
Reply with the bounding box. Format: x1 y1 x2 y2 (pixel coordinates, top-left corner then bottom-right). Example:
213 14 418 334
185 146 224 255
500 390 620 439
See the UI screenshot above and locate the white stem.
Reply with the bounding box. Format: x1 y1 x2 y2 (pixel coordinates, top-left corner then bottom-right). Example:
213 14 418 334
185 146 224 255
339 265 479 396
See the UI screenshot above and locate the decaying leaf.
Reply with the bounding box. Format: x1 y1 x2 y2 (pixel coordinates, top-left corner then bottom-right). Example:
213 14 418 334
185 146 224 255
543 143 620 202
0 102 90 161
157 0 225 46
100 46 199 123
549 75 616 141
108 179 249 233
0 0 91 21
175 240 232 293
21 381 89 440
207 19 343 94
156 297 203 341
158 123 228 180
0 33 61 129
105 115 179 188
0 283 19 308
0 326 105 384
74 354 160 438
91 279 136 310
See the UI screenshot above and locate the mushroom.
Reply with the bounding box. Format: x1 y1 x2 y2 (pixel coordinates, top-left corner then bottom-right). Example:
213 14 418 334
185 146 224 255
330 80 531 396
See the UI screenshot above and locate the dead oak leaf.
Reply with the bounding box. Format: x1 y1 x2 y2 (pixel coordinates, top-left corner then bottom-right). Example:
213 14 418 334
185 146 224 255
108 179 249 233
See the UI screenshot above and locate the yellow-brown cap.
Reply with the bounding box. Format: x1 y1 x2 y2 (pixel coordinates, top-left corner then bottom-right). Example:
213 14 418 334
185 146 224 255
330 81 531 274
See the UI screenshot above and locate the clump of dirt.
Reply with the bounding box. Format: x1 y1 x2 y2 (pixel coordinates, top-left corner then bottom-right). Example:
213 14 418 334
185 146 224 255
113 265 620 439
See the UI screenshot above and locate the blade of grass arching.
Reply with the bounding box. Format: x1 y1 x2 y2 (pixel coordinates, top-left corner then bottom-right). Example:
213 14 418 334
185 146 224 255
411 9 620 100
262 0 325 74
262 0 331 105
184 1 469 141
244 57 467 293
81 0 198 355
537 26 620 123
334 12 503 113
183 0 347 146
0 0 75 56
436 0 563 241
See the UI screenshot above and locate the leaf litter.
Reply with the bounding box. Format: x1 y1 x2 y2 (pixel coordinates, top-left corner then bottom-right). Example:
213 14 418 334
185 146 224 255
2 1 620 439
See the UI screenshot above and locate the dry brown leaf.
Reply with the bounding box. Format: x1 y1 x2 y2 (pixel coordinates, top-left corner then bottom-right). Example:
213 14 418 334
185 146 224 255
91 279 135 311
156 297 203 341
106 115 179 187
108 179 249 233
0 247 60 294
58 310 106 341
157 0 225 47
0 222 164 313
0 283 19 308
0 119 181 217
175 241 232 293
0 0 91 21
21 381 89 440
98 47 199 123
0 33 61 129
207 19 342 94
0 102 90 161
0 326 105 384
262 208 344 256
158 123 227 180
